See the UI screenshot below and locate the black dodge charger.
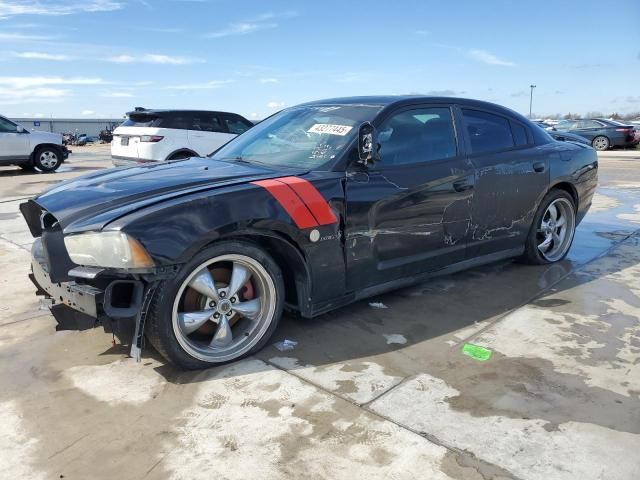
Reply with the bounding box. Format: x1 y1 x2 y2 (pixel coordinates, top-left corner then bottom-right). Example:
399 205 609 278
21 96 598 369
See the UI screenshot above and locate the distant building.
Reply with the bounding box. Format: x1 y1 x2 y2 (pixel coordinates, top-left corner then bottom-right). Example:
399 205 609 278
9 117 123 137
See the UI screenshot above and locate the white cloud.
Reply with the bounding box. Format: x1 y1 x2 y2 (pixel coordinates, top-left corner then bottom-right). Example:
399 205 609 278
207 22 276 38
107 54 202 65
206 11 296 38
0 86 69 104
468 49 514 66
0 1 123 18
0 76 103 105
267 101 285 109
0 32 57 41
259 77 280 84
0 76 104 88
14 51 70 61
167 80 232 90
101 91 133 98
81 110 95 115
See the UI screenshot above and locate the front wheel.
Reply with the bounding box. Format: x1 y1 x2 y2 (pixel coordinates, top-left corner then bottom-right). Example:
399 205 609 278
592 136 610 151
522 190 576 265
34 146 62 172
146 241 284 369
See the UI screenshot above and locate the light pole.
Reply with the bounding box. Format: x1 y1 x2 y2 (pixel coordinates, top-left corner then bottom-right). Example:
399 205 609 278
529 84 536 119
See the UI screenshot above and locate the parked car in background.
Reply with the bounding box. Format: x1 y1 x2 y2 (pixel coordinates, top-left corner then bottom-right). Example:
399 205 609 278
76 135 99 146
535 124 591 146
0 115 70 172
553 119 638 150
22 96 598 368
608 120 640 144
111 108 254 166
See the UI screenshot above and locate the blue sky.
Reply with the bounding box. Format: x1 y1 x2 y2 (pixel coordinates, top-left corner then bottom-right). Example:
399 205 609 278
0 0 638 119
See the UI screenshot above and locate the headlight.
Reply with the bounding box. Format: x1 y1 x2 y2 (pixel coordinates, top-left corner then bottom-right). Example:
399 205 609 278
64 231 154 269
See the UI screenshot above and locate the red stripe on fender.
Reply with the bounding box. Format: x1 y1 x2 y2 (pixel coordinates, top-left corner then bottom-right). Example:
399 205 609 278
277 177 338 225
251 179 318 229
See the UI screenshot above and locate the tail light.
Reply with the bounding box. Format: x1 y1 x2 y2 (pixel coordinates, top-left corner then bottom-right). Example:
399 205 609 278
615 128 632 133
140 135 164 142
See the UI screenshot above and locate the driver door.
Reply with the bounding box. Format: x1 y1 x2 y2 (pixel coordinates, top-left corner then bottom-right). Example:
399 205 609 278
344 105 474 290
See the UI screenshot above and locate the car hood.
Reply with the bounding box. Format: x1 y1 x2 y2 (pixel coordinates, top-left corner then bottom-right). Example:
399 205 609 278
23 157 303 234
30 130 62 144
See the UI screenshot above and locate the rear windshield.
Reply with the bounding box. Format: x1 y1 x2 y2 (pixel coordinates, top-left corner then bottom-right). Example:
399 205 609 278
121 114 163 128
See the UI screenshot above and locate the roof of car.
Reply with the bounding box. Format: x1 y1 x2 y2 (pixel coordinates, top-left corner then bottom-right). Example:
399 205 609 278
126 108 245 117
299 95 530 122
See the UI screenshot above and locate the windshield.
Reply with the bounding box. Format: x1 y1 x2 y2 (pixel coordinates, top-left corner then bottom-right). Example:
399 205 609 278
211 104 383 169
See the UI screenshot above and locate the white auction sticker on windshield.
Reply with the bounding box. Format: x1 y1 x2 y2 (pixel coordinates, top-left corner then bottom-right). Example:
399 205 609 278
308 124 353 136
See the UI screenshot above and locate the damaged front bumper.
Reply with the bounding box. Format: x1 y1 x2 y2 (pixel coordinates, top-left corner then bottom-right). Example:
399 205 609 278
29 237 156 360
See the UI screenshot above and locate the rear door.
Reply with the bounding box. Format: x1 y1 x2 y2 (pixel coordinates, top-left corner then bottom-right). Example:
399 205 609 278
461 108 549 257
344 104 474 290
0 117 29 159
574 119 605 142
188 112 235 156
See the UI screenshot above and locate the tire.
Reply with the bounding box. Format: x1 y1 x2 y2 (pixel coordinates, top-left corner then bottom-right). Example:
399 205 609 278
33 146 62 172
592 136 610 151
522 189 577 265
146 240 284 369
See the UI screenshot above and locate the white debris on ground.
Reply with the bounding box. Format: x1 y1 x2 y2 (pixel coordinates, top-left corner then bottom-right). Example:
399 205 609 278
368 302 388 309
273 339 298 352
383 334 407 345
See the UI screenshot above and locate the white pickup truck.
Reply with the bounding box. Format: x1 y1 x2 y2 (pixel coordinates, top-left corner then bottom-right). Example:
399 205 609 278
0 115 70 172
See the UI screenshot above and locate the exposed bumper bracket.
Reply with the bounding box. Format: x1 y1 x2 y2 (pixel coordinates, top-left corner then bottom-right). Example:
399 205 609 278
129 282 159 363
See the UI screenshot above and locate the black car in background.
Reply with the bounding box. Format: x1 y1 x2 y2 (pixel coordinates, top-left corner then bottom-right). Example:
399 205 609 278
553 119 638 150
21 96 598 369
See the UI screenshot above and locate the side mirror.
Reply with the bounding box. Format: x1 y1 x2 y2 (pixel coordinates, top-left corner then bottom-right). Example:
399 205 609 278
16 125 25 133
357 122 380 166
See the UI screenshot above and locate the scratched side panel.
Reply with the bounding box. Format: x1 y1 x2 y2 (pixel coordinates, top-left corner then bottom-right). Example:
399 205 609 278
344 158 474 291
466 144 551 257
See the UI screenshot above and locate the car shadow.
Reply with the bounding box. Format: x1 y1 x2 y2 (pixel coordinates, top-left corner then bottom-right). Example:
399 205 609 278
147 227 639 386
0 165 104 178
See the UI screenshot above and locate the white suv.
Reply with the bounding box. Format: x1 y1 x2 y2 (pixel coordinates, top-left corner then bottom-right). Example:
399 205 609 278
111 109 253 166
0 115 70 172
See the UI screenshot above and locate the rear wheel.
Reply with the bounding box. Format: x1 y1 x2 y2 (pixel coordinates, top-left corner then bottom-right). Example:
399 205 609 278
592 136 609 151
146 241 284 369
33 146 61 172
522 190 576 265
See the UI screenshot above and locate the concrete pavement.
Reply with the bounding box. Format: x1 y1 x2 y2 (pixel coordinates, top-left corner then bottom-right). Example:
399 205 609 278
0 145 638 479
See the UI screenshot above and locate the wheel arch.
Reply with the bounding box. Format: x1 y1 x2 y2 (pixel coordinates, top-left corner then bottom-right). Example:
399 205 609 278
165 149 198 161
30 143 63 161
548 181 579 208
200 229 312 316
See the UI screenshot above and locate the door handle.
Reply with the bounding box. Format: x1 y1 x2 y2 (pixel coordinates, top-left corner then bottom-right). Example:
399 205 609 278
453 180 473 192
533 162 546 173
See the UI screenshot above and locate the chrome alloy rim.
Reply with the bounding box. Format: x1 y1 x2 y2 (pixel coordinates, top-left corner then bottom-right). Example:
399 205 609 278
593 137 608 150
537 198 575 262
39 150 59 169
172 254 276 362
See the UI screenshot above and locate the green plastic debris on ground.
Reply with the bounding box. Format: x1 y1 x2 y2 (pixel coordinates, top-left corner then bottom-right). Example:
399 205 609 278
462 343 492 361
